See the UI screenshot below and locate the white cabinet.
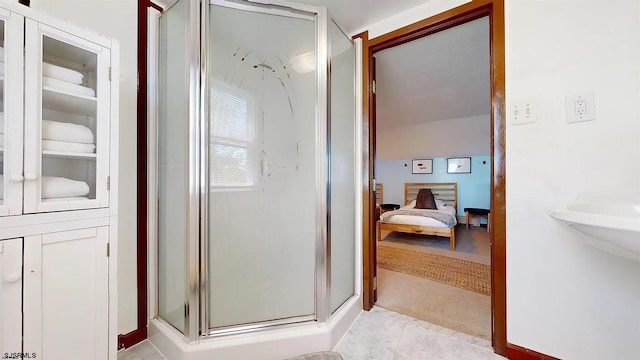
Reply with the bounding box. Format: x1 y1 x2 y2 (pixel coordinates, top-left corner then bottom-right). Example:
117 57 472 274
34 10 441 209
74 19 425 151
0 228 111 360
0 8 26 217
24 227 110 360
0 238 22 356
0 4 116 216
0 3 118 360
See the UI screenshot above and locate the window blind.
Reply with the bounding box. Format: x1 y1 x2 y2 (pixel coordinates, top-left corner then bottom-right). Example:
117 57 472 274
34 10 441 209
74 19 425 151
209 81 255 187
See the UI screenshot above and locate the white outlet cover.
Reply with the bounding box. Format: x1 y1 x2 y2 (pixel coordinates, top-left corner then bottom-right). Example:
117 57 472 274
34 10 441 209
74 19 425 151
510 101 537 125
566 92 596 123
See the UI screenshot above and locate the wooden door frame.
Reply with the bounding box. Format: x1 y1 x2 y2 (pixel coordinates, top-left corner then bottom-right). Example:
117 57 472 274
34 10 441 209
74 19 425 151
354 0 506 355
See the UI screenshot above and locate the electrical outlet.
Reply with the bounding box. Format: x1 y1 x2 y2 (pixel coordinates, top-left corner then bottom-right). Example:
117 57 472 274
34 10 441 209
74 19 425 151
510 100 537 125
566 92 596 123
575 99 587 115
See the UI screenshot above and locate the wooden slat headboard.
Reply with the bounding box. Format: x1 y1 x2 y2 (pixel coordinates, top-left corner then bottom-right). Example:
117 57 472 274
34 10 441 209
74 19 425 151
404 182 457 211
375 183 383 204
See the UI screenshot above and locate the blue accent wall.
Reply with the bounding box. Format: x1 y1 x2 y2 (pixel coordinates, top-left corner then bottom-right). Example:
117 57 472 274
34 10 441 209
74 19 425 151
376 156 490 223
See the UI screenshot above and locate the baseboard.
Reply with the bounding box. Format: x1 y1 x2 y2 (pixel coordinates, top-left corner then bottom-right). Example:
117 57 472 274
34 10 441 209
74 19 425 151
507 343 560 360
118 327 148 350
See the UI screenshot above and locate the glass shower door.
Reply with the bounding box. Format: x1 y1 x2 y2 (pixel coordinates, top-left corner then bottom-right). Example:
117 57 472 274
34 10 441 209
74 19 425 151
329 19 356 314
157 0 188 333
207 2 317 329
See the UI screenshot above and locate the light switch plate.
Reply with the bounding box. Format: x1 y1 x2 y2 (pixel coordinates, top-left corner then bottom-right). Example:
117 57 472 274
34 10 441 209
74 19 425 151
511 101 537 125
566 92 596 123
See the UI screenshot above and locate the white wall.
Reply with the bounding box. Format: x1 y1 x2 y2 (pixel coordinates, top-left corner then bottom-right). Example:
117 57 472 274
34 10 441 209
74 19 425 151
362 0 640 358
506 1 640 358
376 115 490 160
376 156 491 221
30 0 139 334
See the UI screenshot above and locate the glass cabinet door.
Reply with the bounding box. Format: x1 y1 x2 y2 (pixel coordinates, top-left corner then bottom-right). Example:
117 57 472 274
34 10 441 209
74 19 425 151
0 8 24 217
23 20 111 213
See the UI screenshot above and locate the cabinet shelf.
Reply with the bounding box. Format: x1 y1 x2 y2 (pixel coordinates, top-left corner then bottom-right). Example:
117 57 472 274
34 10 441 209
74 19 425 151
42 86 96 116
42 149 96 160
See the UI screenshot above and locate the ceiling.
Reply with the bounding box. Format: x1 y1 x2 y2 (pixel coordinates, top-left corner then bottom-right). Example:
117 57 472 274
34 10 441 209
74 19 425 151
156 0 431 35
374 16 490 130
292 0 430 34
294 0 490 131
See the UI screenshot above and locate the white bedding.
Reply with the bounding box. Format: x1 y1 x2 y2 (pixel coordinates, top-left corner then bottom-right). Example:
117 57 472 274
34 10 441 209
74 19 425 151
382 204 458 228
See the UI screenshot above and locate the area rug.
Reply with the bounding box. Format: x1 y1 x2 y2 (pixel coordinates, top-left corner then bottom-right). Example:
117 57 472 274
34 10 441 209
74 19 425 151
377 245 491 295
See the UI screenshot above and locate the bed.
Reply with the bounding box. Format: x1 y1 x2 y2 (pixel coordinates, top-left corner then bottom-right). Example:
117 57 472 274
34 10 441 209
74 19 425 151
377 182 458 251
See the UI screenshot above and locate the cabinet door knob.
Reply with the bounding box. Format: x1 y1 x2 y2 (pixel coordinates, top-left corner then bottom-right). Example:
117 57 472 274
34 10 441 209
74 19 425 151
10 174 24 182
4 273 21 284
24 172 37 181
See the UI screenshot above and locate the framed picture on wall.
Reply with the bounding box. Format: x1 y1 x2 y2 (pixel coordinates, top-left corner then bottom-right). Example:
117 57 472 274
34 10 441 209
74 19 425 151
412 159 433 174
447 157 472 174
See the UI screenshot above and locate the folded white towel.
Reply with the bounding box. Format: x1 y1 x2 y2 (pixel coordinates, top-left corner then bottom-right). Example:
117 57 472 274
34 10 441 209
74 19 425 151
42 76 95 97
42 196 89 202
42 62 84 85
42 139 95 153
0 56 83 85
0 175 3 200
41 176 90 199
42 120 94 144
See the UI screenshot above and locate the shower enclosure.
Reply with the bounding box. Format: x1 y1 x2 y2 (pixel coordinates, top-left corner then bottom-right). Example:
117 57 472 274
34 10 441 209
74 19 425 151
148 0 359 351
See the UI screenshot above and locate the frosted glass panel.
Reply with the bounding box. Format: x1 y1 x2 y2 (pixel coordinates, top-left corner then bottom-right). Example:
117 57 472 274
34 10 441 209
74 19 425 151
208 4 316 328
329 20 356 313
157 0 187 333
0 19 5 208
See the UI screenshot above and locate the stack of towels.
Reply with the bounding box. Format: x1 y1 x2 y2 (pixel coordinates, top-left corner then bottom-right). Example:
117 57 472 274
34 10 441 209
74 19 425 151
41 62 95 97
0 46 95 97
41 176 90 202
40 119 94 201
0 114 95 153
42 119 95 154
0 175 90 202
0 174 90 201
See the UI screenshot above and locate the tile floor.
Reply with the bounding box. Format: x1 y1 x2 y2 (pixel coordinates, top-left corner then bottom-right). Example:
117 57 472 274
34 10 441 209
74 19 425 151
117 340 166 360
117 307 506 360
334 306 505 360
